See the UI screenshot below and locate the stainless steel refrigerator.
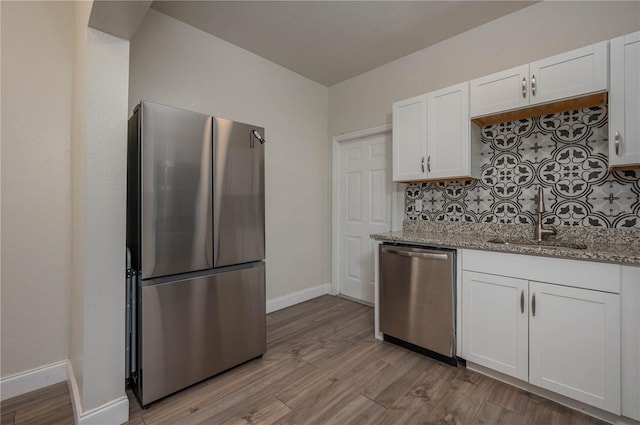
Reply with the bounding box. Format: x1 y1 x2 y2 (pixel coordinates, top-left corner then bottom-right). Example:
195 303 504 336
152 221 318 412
126 101 266 406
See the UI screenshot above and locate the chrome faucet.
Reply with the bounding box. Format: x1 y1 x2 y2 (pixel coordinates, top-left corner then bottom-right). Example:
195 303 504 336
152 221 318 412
534 186 557 242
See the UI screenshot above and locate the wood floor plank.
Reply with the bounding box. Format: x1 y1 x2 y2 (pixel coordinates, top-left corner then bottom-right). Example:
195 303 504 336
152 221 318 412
140 355 314 425
181 366 313 425
1 412 15 425
421 366 494 424
267 296 361 344
267 303 370 351
518 393 573 425
376 359 455 424
220 396 290 425
472 400 521 425
276 358 389 425
322 394 386 425
485 379 531 415
13 390 73 425
570 410 610 425
1 382 74 425
361 347 429 408
0 382 69 413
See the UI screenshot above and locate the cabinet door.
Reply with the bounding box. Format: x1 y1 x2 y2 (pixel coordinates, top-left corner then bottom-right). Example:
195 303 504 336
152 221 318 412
462 271 529 381
529 41 608 106
427 82 470 179
392 95 427 181
529 281 621 414
470 65 529 118
609 32 640 167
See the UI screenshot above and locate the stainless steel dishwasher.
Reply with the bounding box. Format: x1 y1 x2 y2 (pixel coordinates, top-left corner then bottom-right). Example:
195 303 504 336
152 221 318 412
379 244 456 364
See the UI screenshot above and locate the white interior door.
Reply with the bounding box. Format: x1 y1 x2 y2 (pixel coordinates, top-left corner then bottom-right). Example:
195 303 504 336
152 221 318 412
339 132 392 303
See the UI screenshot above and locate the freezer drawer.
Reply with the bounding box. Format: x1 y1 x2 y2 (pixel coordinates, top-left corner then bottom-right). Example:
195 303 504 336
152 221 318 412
379 244 455 359
138 264 265 406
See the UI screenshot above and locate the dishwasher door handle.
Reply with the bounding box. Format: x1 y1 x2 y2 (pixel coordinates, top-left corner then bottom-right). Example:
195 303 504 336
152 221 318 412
381 248 449 260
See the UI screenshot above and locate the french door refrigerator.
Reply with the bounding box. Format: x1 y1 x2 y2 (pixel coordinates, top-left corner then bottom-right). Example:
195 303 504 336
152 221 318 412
126 101 266 406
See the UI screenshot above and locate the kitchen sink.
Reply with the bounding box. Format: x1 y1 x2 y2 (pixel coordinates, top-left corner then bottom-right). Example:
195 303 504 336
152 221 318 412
486 238 588 250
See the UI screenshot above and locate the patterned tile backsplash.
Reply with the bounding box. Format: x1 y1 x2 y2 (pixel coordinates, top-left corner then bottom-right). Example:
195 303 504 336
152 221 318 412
405 105 640 228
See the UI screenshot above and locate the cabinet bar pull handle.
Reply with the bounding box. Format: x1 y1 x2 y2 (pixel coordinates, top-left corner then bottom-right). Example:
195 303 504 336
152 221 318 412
615 131 621 156
520 290 525 314
531 74 536 96
382 248 449 260
522 77 527 98
421 156 425 173
427 155 431 173
531 293 536 317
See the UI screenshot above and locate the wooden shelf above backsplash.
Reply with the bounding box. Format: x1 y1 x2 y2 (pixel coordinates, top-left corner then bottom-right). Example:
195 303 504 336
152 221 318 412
472 92 608 127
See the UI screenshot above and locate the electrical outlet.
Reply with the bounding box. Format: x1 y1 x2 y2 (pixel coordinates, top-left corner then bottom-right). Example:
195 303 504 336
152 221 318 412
415 199 423 212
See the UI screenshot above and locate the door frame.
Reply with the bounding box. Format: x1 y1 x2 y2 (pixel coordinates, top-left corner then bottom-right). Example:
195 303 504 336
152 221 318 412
331 125 405 297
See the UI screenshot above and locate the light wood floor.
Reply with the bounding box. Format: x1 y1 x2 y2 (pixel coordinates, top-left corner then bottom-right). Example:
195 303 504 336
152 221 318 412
0 382 73 425
1 295 610 424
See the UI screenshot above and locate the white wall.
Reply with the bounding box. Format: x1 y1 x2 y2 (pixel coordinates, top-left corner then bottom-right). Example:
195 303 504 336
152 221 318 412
1 0 72 378
76 26 129 412
329 1 640 136
129 9 331 300
70 0 91 402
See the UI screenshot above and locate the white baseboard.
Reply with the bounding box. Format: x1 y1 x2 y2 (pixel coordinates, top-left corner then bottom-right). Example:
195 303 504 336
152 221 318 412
266 283 332 313
1 360 68 401
78 396 129 425
68 361 129 425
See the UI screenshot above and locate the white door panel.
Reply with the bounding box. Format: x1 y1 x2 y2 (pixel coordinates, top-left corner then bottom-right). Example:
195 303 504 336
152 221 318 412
462 271 529 381
392 95 427 181
340 133 392 303
610 32 640 167
529 281 621 414
529 41 608 105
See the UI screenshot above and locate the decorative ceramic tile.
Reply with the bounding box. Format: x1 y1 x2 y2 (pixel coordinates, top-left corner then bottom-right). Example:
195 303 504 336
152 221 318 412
405 105 640 228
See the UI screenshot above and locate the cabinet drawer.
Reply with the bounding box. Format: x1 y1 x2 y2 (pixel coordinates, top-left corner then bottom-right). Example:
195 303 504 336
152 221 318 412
461 249 620 293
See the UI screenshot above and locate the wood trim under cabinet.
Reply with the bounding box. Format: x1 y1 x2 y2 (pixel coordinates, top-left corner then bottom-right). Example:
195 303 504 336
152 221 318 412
472 92 607 126
400 176 478 184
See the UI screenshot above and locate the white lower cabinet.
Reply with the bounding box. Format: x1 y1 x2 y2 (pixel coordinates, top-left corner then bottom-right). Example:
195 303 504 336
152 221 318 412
461 251 622 415
529 281 620 413
462 272 528 381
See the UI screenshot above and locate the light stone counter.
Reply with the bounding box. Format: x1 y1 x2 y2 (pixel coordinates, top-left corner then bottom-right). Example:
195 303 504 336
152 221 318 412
371 221 640 266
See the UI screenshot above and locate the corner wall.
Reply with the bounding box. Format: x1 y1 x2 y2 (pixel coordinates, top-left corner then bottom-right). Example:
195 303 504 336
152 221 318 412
129 9 331 301
328 1 640 137
76 26 129 413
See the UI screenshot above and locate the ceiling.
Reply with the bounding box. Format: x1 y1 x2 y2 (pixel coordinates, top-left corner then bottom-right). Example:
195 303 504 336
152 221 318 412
150 1 536 87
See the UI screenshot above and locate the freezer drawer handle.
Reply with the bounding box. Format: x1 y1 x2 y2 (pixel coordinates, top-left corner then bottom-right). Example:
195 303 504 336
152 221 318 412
382 248 448 260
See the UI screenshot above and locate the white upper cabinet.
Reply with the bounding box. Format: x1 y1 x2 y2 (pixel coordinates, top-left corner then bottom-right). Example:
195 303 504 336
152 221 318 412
470 65 529 118
529 42 608 105
471 41 608 118
609 31 640 168
427 82 473 180
393 82 479 182
392 94 427 181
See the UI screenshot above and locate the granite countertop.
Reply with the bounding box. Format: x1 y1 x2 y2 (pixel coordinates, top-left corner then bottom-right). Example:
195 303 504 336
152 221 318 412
371 222 640 266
